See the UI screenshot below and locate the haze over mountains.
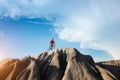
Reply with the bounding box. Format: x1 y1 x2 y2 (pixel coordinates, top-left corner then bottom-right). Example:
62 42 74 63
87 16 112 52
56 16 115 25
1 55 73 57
0 48 120 80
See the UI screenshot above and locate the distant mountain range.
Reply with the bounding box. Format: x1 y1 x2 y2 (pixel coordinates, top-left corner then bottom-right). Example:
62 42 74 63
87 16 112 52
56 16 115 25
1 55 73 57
0 48 120 80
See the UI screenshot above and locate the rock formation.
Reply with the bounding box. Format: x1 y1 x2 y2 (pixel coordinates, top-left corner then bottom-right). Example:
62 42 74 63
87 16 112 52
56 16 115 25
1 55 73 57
0 48 120 80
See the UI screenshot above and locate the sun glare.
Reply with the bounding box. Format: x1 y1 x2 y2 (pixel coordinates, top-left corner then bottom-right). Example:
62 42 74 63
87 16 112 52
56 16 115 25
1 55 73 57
0 53 4 60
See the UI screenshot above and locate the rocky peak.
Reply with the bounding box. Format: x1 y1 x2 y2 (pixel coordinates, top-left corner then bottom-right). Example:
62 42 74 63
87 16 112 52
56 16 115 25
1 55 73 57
0 48 120 80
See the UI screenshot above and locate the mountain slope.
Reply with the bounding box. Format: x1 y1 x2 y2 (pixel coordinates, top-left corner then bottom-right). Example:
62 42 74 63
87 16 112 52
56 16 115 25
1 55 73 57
0 48 120 80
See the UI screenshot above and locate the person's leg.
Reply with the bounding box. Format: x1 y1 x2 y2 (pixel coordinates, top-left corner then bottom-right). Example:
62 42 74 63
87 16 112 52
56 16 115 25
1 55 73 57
49 44 52 50
50 44 53 50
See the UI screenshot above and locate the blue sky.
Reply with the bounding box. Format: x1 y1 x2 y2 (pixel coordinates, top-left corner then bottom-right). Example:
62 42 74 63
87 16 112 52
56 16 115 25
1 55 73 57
0 18 80 58
0 0 120 61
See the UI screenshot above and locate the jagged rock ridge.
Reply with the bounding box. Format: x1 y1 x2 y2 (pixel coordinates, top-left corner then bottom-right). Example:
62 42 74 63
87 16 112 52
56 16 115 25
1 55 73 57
0 48 120 80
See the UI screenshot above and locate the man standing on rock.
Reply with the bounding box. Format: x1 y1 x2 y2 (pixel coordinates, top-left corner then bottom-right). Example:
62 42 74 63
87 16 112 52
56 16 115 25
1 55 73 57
49 38 55 50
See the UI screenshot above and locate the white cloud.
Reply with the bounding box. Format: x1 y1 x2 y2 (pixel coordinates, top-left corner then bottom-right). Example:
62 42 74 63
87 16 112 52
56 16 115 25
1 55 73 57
0 0 62 19
0 0 120 59
54 0 120 59
0 30 4 38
